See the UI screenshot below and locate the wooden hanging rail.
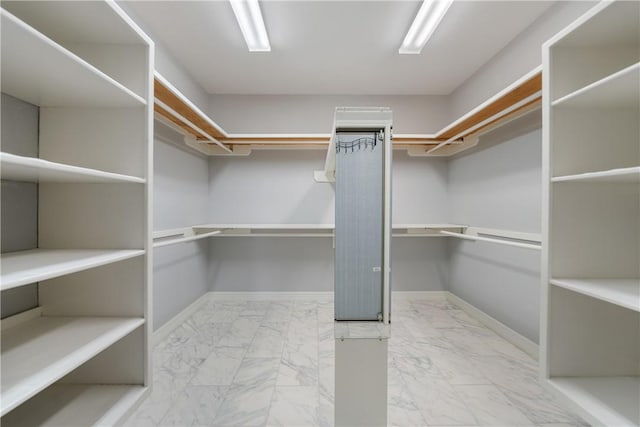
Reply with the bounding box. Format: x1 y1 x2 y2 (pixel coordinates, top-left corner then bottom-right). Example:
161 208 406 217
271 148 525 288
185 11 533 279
153 67 541 157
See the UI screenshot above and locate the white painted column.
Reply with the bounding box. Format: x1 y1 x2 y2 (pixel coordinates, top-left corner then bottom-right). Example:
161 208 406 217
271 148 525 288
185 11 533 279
334 323 390 426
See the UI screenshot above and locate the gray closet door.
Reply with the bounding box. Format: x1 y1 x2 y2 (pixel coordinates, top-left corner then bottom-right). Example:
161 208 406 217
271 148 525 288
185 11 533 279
335 131 383 321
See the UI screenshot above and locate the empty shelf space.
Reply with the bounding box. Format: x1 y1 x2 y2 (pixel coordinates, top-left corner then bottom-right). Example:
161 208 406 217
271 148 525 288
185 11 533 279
0 152 145 184
552 62 640 108
0 316 145 416
552 167 640 183
549 377 640 427
1 249 145 291
0 9 146 107
550 278 640 312
1 384 148 427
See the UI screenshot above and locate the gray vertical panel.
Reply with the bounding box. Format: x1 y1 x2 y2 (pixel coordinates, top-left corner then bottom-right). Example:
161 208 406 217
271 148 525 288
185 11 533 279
1 93 40 318
335 132 383 320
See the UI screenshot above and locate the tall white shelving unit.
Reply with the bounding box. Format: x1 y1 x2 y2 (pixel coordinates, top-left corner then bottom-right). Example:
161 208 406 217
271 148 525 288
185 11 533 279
541 1 640 426
0 1 153 425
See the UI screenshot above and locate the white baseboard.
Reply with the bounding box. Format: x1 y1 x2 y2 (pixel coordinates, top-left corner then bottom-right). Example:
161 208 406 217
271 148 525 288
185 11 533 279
208 291 334 301
208 291 449 301
152 293 210 346
446 292 538 360
393 291 448 300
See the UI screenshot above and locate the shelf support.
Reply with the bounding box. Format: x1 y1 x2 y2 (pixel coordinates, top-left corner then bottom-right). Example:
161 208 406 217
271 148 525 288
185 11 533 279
440 230 541 250
425 92 541 156
314 127 337 183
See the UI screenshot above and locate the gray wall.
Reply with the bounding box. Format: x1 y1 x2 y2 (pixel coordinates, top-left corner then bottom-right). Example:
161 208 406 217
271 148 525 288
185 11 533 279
207 150 450 292
447 112 542 342
208 95 449 134
1 94 39 318
152 123 211 330
117 1 216 330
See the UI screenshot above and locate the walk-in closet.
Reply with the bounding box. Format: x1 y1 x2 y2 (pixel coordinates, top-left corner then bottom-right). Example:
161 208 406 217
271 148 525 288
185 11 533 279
1 1 638 426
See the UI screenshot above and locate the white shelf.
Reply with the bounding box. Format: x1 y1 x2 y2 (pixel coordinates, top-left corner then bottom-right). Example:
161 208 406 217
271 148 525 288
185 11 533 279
552 167 640 183
1 316 145 416
0 152 145 184
0 249 145 291
154 230 222 248
550 278 640 312
185 223 466 238
0 9 146 107
549 377 640 427
1 384 147 427
552 62 640 108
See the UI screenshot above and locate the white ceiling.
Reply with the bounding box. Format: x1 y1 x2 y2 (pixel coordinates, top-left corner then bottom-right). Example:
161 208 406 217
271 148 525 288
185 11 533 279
124 1 554 95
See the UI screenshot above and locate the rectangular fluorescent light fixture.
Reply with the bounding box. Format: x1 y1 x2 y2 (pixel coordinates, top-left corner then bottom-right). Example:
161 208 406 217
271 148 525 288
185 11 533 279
400 0 453 54
230 0 270 52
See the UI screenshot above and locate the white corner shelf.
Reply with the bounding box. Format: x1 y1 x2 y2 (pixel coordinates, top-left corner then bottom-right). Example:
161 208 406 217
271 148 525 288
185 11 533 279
549 377 640 427
0 249 145 291
1 384 148 427
550 278 640 312
552 166 640 183
552 62 640 108
0 152 146 184
0 9 146 107
0 316 145 416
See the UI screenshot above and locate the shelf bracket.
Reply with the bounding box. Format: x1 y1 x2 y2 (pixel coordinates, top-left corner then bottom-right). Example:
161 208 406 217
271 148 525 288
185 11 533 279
184 135 251 156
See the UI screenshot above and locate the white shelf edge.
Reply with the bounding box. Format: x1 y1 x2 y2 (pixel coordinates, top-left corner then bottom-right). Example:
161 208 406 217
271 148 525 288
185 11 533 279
190 223 466 230
552 166 640 183
551 62 640 107
152 224 470 241
0 317 145 416
0 249 145 291
153 224 468 239
1 9 147 107
0 152 145 184
154 71 227 138
550 278 640 312
547 376 640 427
1 384 149 427
153 230 222 248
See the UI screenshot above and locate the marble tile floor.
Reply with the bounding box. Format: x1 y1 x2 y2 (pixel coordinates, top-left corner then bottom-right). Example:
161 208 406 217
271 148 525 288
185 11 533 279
123 296 588 427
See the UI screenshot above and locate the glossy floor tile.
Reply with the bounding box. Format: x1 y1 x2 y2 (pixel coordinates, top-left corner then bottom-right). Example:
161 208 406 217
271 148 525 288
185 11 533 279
123 295 588 427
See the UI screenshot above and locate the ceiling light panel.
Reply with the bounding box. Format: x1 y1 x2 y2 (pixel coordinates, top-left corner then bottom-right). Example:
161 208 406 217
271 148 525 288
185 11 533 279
230 0 270 52
400 0 453 54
